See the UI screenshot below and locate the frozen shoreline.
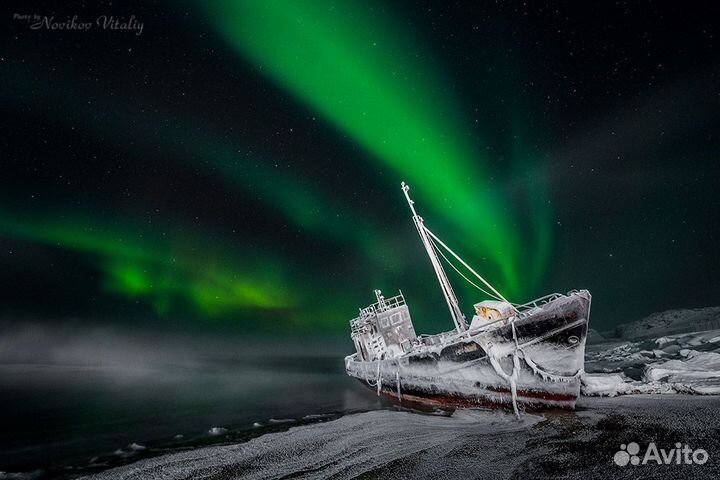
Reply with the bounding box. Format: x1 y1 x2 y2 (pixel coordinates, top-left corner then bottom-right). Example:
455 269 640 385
82 395 720 480
583 329 720 396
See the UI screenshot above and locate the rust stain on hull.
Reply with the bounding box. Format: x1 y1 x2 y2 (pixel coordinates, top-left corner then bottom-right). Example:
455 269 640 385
365 381 578 412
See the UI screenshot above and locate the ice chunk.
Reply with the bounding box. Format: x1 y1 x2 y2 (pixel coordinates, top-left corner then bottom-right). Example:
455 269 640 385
645 350 720 383
581 373 629 397
268 418 295 424
584 341 720 396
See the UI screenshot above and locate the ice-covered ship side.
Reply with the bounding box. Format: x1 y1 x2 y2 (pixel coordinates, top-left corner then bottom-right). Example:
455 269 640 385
346 290 590 410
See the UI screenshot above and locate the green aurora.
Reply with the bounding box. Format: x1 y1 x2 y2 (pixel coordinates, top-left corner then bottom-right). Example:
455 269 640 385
203 0 552 297
0 2 554 330
0 67 417 328
0 66 404 273
0 212 294 318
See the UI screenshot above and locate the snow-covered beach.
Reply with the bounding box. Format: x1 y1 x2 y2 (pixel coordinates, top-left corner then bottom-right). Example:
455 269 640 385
83 395 720 480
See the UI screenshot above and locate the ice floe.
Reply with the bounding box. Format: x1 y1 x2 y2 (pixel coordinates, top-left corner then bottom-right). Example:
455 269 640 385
267 418 295 424
582 328 720 396
113 443 147 458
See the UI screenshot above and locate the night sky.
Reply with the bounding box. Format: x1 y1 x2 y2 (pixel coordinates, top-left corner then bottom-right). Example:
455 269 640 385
1 1 718 335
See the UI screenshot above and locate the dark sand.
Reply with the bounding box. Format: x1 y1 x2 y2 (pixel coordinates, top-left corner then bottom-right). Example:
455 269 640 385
83 395 720 479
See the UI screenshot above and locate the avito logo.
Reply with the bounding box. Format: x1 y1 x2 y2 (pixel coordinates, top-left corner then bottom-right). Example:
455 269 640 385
614 442 709 466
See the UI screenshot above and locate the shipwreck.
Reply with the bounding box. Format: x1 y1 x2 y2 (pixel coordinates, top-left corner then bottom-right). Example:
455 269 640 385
345 182 591 414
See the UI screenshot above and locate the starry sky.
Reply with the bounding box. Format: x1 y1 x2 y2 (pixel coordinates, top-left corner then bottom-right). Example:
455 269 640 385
1 0 718 335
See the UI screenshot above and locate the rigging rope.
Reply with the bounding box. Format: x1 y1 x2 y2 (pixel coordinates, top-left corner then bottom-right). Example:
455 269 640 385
428 235 503 301
423 226 514 307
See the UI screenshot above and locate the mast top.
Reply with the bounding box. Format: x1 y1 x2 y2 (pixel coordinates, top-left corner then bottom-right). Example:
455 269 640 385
401 181 419 218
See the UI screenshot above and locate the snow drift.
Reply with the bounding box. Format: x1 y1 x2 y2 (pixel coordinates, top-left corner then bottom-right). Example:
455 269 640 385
582 328 720 396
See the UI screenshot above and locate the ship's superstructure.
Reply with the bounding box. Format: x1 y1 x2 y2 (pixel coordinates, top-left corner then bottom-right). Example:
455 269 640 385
345 183 591 413
350 290 417 361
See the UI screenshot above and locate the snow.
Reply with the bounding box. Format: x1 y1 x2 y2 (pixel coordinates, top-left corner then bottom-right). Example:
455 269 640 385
581 373 632 397
582 328 720 396
645 351 720 393
77 395 720 480
84 409 542 480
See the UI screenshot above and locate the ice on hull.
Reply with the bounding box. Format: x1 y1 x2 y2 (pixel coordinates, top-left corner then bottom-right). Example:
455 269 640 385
344 183 591 413
346 290 590 410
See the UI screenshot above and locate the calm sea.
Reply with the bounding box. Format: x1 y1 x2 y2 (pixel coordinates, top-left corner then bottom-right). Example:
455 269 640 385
0 327 381 479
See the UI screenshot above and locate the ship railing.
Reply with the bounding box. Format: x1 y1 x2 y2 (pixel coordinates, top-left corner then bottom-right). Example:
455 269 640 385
358 292 406 318
462 292 568 336
418 331 455 346
514 292 565 315
349 316 372 335
349 293 407 336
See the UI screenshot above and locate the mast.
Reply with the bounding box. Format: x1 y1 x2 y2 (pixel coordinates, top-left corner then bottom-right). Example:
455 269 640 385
401 182 467 332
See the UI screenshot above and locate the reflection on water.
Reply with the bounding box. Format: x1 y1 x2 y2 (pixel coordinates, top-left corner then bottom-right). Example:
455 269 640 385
0 325 382 477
